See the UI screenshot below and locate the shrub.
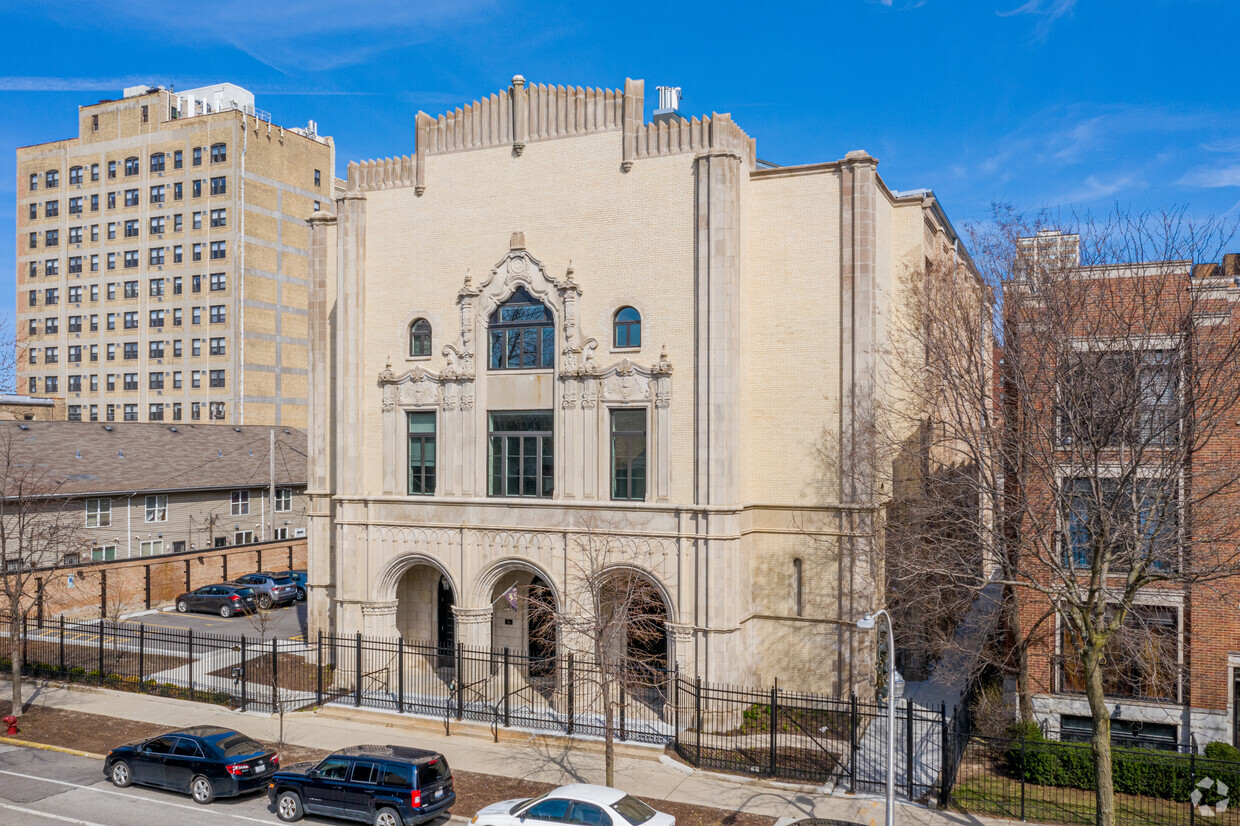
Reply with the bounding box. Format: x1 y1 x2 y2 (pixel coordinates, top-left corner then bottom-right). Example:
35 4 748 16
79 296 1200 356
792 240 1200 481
68 666 86 679
1206 741 1240 762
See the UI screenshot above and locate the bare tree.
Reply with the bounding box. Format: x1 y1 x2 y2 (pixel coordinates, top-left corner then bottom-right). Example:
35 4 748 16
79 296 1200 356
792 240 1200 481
0 435 86 717
544 520 671 787
880 204 1240 826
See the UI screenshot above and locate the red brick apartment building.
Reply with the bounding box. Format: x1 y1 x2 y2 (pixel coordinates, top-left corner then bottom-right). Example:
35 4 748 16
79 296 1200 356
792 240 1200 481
1005 232 1240 749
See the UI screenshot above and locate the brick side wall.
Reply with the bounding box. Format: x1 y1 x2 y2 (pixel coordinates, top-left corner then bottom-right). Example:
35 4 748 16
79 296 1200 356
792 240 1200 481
9 537 307 620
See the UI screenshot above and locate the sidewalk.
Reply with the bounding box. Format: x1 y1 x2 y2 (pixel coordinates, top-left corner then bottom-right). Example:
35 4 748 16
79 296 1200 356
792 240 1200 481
2 677 1017 826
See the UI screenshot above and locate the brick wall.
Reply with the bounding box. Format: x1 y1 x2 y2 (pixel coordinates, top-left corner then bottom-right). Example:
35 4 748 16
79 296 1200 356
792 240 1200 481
11 537 307 620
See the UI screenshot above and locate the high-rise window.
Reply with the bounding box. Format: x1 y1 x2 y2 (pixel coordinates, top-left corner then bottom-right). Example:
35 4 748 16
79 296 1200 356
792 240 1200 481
124 157 139 176
407 412 437 496
610 409 647 501
487 287 554 370
487 411 553 498
210 143 227 163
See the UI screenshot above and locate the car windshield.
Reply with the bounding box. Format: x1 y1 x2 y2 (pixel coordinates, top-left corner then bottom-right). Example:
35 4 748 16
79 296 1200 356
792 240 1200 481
232 587 255 598
612 796 658 824
217 734 264 758
512 793 548 815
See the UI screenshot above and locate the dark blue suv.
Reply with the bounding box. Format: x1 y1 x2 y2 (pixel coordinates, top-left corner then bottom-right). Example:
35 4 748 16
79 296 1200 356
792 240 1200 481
267 745 454 825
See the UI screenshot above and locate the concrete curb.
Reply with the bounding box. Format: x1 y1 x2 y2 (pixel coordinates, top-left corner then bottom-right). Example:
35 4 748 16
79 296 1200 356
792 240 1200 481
0 735 105 761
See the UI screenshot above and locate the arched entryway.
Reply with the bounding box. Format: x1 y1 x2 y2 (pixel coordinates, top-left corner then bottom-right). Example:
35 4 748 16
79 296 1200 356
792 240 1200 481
394 564 457 652
599 567 671 708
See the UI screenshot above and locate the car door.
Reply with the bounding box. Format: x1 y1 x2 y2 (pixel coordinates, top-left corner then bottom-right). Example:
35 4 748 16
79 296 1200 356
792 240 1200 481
521 798 573 824
303 757 351 817
567 802 613 826
164 736 205 792
342 760 381 820
132 736 177 787
190 586 216 611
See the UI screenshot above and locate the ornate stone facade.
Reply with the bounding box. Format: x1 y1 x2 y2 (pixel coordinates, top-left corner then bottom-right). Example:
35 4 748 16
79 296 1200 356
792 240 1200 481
306 76 967 692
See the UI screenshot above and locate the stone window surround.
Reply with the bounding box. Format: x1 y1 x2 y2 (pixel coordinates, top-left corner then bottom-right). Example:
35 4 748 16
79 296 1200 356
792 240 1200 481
603 297 648 354
377 241 672 502
397 308 445 362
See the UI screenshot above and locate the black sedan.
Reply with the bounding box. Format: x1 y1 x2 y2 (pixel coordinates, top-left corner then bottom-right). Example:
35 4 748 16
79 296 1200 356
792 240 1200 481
175 583 257 618
104 726 279 804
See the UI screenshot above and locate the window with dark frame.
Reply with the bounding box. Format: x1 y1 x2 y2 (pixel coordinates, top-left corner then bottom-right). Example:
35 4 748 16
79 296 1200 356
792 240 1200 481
614 306 641 348
409 318 432 357
487 287 554 370
488 411 553 498
1060 605 1180 702
610 408 647 501
407 411 437 496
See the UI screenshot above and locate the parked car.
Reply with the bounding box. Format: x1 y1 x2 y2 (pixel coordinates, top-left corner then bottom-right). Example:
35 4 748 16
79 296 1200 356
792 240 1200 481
232 572 299 610
175 583 257 618
267 744 454 825
104 726 279 804
470 784 674 825
273 569 307 601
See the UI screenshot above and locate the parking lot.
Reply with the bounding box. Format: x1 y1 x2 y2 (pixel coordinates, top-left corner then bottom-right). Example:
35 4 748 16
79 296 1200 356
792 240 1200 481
133 602 308 641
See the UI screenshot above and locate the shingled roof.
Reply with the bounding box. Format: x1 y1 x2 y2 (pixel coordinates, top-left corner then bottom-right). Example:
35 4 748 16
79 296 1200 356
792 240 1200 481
0 421 307 497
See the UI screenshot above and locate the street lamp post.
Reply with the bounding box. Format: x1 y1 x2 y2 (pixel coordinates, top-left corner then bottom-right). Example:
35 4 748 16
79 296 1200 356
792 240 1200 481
858 610 895 826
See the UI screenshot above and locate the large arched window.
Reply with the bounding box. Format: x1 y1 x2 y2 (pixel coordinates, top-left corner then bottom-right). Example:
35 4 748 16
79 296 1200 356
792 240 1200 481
488 287 554 370
614 306 641 348
409 318 432 357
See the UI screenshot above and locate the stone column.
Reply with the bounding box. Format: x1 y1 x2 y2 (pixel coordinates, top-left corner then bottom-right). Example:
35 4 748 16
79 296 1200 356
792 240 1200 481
837 149 880 695
621 78 644 172
666 622 696 674
306 209 337 640
692 145 743 506
336 183 368 499
361 600 399 638
511 75 528 156
453 607 493 648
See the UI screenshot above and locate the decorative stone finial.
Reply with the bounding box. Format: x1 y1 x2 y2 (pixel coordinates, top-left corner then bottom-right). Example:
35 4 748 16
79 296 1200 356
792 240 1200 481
379 357 396 383
464 267 472 288
653 345 673 375
510 231 526 250
512 74 526 89
565 258 576 283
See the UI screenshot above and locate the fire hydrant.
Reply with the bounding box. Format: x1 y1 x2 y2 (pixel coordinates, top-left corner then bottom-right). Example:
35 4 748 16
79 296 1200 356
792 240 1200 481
2 715 17 736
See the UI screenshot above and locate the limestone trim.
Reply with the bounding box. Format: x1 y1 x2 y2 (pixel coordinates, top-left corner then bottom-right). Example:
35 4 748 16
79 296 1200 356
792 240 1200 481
360 600 399 618
471 555 562 612
375 551 458 605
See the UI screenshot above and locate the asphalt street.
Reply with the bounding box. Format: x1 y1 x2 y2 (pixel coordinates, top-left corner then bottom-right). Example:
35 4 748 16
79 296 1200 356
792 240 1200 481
0 742 451 826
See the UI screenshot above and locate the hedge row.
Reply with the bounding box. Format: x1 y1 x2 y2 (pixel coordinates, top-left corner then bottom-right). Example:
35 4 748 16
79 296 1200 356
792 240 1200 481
1002 724 1238 803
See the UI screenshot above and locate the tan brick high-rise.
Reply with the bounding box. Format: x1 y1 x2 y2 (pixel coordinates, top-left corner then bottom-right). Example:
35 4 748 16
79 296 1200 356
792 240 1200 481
308 76 972 692
16 83 334 426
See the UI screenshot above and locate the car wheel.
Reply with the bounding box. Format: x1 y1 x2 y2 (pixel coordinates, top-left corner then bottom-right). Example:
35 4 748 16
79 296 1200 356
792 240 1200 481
258 594 273 610
109 760 132 788
276 790 304 822
219 604 233 618
176 600 189 613
296 587 306 601
374 807 401 826
191 774 215 804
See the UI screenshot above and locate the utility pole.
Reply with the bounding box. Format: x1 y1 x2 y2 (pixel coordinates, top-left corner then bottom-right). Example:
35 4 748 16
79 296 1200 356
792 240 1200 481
268 428 276 542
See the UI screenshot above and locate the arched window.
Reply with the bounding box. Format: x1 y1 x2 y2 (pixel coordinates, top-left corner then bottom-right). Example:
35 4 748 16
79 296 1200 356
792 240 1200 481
211 142 227 163
488 287 554 370
614 306 641 348
124 157 139 176
68 166 83 185
150 152 165 173
409 318 432 357
45 169 59 187
793 558 804 617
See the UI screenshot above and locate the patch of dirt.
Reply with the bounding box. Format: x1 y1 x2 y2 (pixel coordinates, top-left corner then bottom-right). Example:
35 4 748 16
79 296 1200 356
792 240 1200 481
0 700 776 825
207 653 334 690
25 643 190 677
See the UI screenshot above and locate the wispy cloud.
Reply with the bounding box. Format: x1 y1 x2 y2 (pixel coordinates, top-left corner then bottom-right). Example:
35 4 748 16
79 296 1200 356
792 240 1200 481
999 0 1077 37
1055 172 1143 205
1178 166 1240 188
0 76 161 92
40 0 503 74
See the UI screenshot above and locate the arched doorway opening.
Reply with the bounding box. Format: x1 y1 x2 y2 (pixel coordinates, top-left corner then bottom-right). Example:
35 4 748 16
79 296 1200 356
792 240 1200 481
395 564 456 652
600 568 670 709
488 566 560 685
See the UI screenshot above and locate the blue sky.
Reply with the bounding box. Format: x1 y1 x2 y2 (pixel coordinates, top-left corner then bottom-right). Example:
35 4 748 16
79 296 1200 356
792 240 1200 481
1 0 1236 327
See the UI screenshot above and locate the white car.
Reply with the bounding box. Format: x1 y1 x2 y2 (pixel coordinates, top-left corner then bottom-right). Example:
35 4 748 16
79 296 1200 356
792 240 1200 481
471 783 675 826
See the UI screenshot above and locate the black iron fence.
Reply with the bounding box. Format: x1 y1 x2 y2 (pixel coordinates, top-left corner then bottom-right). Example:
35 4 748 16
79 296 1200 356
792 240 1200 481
669 676 946 795
946 731 1240 825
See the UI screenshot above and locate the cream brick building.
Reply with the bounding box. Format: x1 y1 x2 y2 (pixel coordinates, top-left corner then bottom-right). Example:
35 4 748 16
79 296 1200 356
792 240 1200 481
307 77 968 691
16 83 335 427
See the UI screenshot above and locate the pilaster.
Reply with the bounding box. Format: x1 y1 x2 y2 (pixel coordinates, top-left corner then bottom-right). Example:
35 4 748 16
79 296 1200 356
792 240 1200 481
306 209 337 640
692 147 743 506
336 185 368 498
621 78 644 172
361 600 399 638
